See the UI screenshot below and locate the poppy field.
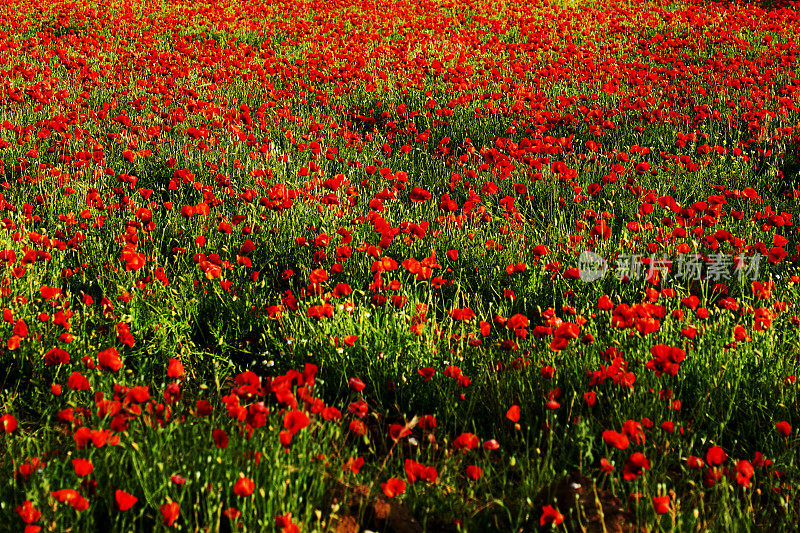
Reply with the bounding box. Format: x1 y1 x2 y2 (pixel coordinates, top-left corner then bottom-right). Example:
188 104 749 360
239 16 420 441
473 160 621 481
1 0 800 530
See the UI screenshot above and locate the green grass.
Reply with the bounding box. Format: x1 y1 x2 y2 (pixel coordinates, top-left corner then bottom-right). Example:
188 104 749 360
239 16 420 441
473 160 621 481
1 0 800 531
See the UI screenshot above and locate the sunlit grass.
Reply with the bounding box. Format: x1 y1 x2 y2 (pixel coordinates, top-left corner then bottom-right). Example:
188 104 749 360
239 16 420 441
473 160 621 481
0 0 799 530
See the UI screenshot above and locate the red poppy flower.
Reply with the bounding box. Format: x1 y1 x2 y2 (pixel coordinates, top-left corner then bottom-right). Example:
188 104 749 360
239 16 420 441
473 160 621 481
735 460 754 487
652 495 670 514
275 513 301 533
308 268 328 285
598 295 613 310
98 347 123 372
584 392 596 407
506 314 529 331
348 377 366 392
284 410 310 435
67 372 91 391
196 400 213 417
342 334 357 346
419 415 437 430
453 432 480 450
506 405 520 423
223 507 241 522
532 245 549 257
602 430 629 450
418 367 435 381
1 414 17 433
115 490 137 511
443 366 462 379
483 439 500 450
622 420 646 445
646 344 686 377
321 406 341 420
681 296 699 310
167 358 184 378
53 489 89 511
160 501 180 526
753 451 772 468
540 505 564 526
126 386 150 403
381 477 406 497
768 246 788 264
409 187 431 203
776 421 791 437
343 456 365 474
623 453 650 480
465 465 483 481
686 456 705 470
13 319 28 338
72 458 93 477
405 459 438 484
212 429 229 449
44 348 70 365
554 322 580 340
706 446 727 466
234 475 255 497
389 423 412 441
591 220 611 240
348 420 367 436
450 307 476 321
15 500 40 524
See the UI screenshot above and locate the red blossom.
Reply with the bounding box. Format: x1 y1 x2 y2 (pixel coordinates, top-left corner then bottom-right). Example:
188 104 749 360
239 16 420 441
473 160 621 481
381 477 407 497
540 505 564 526
53 489 89 511
15 501 40 524
160 501 180 527
167 358 184 378
623 453 650 481
98 347 123 372
284 410 310 435
212 429 229 449
115 490 137 511
418 367 435 381
465 465 483 481
506 405 520 423
602 430 629 450
706 446 727 466
776 421 791 437
234 475 255 497
652 495 670 515
348 377 366 392
1 414 17 433
72 458 93 477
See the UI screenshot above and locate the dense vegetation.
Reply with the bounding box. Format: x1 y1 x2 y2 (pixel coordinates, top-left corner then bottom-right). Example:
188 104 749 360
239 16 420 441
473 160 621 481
1 0 799 530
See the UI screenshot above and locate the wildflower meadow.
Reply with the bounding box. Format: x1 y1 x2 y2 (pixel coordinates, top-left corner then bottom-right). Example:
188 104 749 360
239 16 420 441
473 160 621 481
1 0 799 530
